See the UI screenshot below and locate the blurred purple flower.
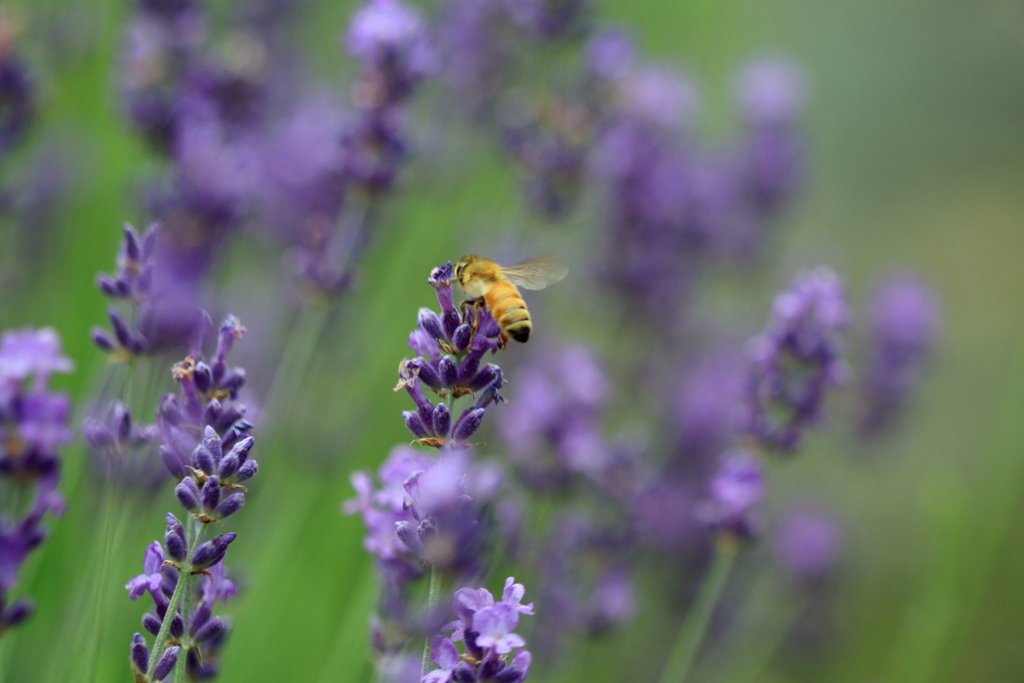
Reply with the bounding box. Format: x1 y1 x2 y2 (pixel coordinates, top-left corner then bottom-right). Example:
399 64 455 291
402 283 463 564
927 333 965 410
125 541 165 601
743 268 849 452
0 50 35 152
736 57 806 219
859 275 939 436
423 636 460 683
774 508 842 582
698 450 764 539
83 401 162 490
0 327 73 637
497 343 612 487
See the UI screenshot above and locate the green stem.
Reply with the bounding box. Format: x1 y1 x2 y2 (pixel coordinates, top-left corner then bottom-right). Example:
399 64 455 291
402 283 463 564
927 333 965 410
657 535 738 683
147 525 206 679
421 566 441 679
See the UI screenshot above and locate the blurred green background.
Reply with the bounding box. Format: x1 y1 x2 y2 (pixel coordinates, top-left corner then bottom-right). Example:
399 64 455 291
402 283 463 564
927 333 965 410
1 0 1023 682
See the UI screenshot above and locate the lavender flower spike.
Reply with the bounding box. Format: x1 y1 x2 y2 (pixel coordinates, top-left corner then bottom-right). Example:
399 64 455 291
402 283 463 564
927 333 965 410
423 577 535 683
698 451 764 540
743 267 849 452
859 274 938 436
126 314 256 679
0 326 73 637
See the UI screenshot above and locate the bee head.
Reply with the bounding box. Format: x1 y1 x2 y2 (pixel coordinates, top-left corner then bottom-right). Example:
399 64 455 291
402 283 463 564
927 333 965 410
454 255 476 284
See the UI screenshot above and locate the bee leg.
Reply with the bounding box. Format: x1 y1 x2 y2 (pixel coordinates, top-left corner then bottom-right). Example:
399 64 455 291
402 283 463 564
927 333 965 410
459 298 485 343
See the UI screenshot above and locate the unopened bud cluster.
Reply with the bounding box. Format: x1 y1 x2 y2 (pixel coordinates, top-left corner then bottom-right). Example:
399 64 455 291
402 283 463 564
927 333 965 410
124 315 256 680
396 262 506 449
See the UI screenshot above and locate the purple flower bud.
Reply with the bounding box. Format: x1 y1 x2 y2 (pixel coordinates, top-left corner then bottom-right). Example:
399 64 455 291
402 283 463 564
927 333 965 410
191 444 216 475
439 356 458 387
216 316 245 364
90 327 116 352
418 308 446 341
395 520 423 555
452 324 472 352
192 616 226 643
404 410 431 439
226 436 254 464
153 646 179 681
452 408 485 442
432 403 451 437
458 350 483 385
214 405 245 433
175 477 201 511
112 402 132 441
97 273 121 297
215 493 245 519
201 476 222 512
169 612 184 638
122 223 141 262
463 629 484 661
221 369 246 393
109 307 135 351
193 362 213 394
142 613 162 636
467 364 498 392
203 400 224 433
130 633 149 673
494 651 532 683
160 445 187 479
235 459 258 482
191 533 236 570
2 599 32 629
82 419 115 449
479 658 504 680
217 453 240 479
453 663 478 682
157 394 184 426
188 603 212 636
164 514 187 562
411 359 443 391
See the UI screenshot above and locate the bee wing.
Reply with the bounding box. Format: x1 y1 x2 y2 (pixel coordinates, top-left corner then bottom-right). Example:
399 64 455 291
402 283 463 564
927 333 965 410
502 254 568 291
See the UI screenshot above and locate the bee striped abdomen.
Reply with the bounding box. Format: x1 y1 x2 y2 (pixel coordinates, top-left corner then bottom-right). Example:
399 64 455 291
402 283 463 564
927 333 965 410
486 281 532 343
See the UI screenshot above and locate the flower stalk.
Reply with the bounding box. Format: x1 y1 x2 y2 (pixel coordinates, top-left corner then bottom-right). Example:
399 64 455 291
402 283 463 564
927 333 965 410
146 528 205 679
657 535 738 683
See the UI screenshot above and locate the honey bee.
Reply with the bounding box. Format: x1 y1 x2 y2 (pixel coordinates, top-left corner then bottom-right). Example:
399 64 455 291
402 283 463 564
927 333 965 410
454 254 568 344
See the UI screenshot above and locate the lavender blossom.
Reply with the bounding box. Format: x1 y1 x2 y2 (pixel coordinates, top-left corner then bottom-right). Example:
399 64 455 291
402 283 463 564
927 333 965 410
774 508 842 582
156 315 254 480
346 447 503 662
126 314 255 680
743 268 849 452
422 577 534 683
0 327 73 637
91 222 210 358
120 0 205 151
697 450 764 539
396 262 506 449
497 343 614 489
346 447 498 580
83 401 162 489
736 57 806 216
531 514 634 655
344 0 432 194
592 64 707 329
859 275 938 436
0 48 35 153
501 95 592 218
